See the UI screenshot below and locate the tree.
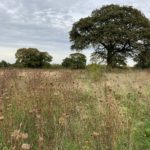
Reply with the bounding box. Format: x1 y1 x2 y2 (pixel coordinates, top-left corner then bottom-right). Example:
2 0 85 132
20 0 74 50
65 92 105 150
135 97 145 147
134 30 150 68
62 53 86 69
0 60 11 68
38 52 53 68
62 57 73 68
70 4 150 67
70 53 87 69
15 48 53 68
91 52 127 67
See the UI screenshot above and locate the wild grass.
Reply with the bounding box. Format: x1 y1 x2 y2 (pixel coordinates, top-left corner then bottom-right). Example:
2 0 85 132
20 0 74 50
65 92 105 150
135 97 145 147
0 68 150 150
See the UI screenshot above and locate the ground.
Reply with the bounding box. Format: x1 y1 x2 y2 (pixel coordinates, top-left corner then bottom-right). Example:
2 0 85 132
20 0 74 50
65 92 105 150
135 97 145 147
0 69 150 150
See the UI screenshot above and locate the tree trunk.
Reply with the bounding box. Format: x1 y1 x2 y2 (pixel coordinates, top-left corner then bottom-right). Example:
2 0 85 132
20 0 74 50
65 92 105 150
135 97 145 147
107 50 113 68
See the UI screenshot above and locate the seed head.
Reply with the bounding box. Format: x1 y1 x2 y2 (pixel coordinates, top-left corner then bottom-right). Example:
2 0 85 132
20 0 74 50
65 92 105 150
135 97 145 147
0 116 4 121
21 143 30 150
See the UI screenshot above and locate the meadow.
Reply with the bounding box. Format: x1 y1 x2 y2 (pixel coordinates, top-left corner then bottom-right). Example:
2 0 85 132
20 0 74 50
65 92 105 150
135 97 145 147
0 68 150 150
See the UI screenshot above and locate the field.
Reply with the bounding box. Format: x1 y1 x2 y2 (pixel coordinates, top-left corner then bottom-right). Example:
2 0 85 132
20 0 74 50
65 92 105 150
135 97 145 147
0 68 150 150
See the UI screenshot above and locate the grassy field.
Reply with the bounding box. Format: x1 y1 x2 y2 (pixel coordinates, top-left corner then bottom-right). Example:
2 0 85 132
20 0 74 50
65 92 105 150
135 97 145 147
0 68 150 150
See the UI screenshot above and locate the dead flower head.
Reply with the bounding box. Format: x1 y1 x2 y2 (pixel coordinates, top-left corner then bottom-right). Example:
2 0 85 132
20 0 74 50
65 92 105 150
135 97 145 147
21 143 30 150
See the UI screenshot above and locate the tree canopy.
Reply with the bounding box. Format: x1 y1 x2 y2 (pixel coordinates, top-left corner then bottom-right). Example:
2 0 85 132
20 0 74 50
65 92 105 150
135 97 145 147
0 60 11 68
15 48 53 68
134 30 150 68
62 53 86 69
70 4 150 67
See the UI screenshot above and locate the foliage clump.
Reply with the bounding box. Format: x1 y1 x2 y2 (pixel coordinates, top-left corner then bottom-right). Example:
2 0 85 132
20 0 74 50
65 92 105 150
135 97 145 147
15 48 53 68
62 53 86 69
0 60 11 68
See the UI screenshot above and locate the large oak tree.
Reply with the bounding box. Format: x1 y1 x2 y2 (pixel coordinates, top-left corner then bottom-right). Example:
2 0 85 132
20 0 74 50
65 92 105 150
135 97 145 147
70 4 150 67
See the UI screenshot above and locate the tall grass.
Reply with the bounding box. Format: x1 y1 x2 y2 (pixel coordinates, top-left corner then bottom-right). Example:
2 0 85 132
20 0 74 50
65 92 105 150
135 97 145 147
0 68 150 149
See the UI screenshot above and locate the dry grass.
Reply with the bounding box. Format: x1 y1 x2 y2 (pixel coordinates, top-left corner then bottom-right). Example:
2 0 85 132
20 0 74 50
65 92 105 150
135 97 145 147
0 68 150 150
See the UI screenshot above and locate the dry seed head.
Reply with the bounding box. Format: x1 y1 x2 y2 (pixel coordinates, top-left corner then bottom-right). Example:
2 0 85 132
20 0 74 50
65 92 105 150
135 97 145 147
59 116 67 126
92 132 100 138
11 130 21 141
85 140 89 144
36 114 41 119
11 130 28 141
0 116 4 121
21 143 30 150
8 103 12 107
21 133 28 140
39 136 44 143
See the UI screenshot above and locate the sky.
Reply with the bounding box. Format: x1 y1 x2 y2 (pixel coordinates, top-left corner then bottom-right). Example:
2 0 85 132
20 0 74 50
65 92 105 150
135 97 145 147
0 0 150 65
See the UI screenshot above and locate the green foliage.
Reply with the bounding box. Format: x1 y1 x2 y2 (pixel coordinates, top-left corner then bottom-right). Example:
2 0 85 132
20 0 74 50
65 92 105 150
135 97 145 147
0 143 10 150
50 64 64 69
135 49 150 68
15 48 53 68
134 121 150 149
62 57 73 68
62 53 86 69
63 139 80 150
87 64 105 81
70 4 150 68
134 30 150 68
0 60 11 68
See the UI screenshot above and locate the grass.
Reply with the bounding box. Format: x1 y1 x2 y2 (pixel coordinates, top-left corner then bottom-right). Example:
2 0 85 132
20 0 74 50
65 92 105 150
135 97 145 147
0 68 150 150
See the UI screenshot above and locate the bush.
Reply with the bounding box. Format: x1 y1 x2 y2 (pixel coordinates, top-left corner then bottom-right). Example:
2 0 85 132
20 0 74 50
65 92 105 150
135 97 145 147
0 60 11 68
86 64 106 81
62 53 86 69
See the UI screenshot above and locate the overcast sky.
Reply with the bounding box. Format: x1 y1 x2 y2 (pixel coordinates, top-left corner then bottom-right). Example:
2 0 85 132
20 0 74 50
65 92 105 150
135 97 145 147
0 0 149 65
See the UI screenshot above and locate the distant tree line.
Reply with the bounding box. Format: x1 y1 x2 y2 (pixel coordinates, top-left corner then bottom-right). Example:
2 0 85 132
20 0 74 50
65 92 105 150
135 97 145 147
0 48 87 69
